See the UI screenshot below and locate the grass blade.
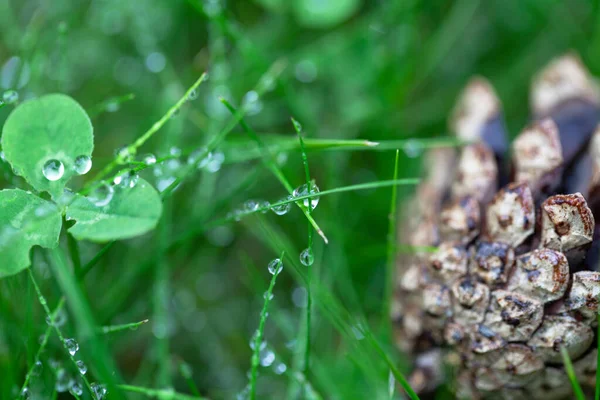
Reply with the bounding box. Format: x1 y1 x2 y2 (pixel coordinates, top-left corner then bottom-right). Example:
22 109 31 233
117 384 208 400
249 253 285 400
292 117 314 382
100 319 149 334
561 345 586 400
383 150 400 324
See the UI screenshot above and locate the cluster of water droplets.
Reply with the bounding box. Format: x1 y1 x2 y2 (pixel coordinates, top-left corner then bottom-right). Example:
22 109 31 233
91 382 108 399
41 155 92 181
187 147 225 173
113 169 139 188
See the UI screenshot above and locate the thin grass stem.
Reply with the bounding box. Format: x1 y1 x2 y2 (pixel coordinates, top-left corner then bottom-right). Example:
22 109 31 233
383 150 400 327
249 252 285 400
561 345 586 400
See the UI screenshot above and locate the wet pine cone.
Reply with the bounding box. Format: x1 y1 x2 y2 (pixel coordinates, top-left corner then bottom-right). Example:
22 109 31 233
393 53 600 399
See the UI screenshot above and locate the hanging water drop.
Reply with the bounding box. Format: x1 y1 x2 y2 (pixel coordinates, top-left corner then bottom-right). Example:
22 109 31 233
91 382 108 400
73 155 92 175
189 148 211 168
55 368 70 392
42 159 64 181
70 381 83 396
300 248 314 266
76 360 87 375
259 200 270 213
142 153 157 165
268 258 283 275
271 196 292 216
243 200 259 213
274 362 287 375
263 292 274 301
20 387 30 399
242 90 263 116
64 338 79 356
45 308 67 326
259 348 275 367
3 89 18 104
32 360 42 376
89 181 114 207
403 139 422 158
293 182 320 210
187 88 198 101
115 146 133 163
113 169 139 188
249 332 266 351
206 150 224 173
170 147 182 157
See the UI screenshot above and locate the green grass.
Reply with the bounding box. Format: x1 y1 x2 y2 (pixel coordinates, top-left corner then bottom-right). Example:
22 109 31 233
1 0 600 399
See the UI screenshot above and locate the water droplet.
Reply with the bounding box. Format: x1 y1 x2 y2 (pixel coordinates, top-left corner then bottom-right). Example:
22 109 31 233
42 159 64 181
263 291 274 301
170 147 182 157
259 75 276 92
70 381 83 396
242 90 263 116
244 200 259 213
73 155 92 175
35 203 56 218
236 384 250 400
20 387 30 399
142 153 157 165
268 258 283 275
1 57 30 89
249 332 266 351
276 152 288 166
0 151 5 162
115 146 133 163
259 200 270 213
293 182 320 210
274 362 287 375
295 60 318 83
105 101 119 113
271 196 292 216
145 52 166 73
75 360 87 375
351 324 365 340
203 0 222 17
64 338 79 356
45 308 67 327
187 88 198 101
113 169 139 188
28 361 42 378
188 148 211 168
259 348 275 367
300 248 314 266
49 358 61 369
55 368 70 392
89 182 114 207
3 89 18 104
206 150 224 173
403 139 422 158
91 382 108 400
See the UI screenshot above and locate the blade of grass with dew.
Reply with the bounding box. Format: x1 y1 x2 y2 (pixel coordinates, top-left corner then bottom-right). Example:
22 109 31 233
19 297 65 393
293 117 315 392
561 345 586 400
100 319 149 334
207 178 420 227
220 98 329 244
160 60 287 199
27 269 95 397
88 93 135 118
383 150 400 329
250 216 416 397
85 73 208 189
46 247 125 399
116 384 208 400
249 252 285 400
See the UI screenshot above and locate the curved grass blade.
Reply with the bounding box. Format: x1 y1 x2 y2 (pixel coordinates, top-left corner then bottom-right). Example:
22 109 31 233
561 345 586 400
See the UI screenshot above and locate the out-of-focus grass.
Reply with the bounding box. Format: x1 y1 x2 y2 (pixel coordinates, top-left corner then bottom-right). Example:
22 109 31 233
1 0 600 399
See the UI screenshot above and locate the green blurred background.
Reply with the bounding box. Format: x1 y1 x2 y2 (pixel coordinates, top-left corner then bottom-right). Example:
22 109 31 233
1 0 600 399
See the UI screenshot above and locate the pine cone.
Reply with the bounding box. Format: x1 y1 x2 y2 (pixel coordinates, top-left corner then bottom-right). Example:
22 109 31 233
393 53 600 399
